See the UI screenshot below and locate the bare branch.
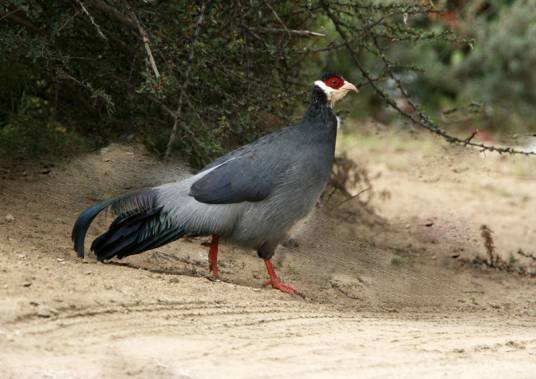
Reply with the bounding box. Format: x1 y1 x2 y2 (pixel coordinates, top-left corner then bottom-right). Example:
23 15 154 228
0 2 46 36
250 27 325 37
89 0 137 30
517 250 536 263
320 0 536 157
0 7 20 22
164 1 211 160
264 1 291 39
463 130 478 146
336 186 372 207
76 0 107 41
123 0 160 79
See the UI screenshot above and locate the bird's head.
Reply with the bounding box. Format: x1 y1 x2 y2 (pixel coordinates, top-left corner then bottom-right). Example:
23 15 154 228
314 73 358 108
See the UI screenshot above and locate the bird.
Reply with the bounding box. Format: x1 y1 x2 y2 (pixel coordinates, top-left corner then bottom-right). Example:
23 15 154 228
72 73 358 294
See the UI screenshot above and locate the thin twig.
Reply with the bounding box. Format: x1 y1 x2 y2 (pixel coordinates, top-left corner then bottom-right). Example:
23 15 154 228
464 130 478 146
0 1 46 36
336 186 372 207
76 0 108 40
0 7 20 22
320 0 536 157
517 249 536 263
250 27 325 37
124 0 160 79
90 0 137 30
264 1 291 40
164 1 211 160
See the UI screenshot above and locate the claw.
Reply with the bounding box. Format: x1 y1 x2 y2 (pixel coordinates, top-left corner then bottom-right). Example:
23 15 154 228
262 259 297 295
209 260 220 279
263 278 297 294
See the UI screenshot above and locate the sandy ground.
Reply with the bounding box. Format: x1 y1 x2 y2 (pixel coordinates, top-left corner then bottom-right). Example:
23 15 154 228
1 127 535 378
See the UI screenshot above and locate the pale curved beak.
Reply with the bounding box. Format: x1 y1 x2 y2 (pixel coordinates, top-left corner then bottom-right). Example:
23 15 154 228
341 81 358 93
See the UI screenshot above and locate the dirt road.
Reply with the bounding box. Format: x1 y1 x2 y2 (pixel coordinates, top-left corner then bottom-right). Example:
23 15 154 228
1 129 535 378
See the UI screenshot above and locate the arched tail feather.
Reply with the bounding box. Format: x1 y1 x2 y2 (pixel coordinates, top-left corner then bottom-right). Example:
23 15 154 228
90 207 185 261
72 189 167 259
72 198 116 258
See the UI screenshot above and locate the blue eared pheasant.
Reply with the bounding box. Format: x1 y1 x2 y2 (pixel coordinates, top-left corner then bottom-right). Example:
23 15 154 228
72 73 358 294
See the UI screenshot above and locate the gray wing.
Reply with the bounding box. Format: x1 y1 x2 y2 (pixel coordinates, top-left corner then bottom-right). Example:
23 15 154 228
200 127 290 171
191 124 301 204
190 153 285 204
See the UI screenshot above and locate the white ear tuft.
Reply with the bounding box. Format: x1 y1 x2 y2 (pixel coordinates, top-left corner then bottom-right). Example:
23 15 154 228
314 80 335 95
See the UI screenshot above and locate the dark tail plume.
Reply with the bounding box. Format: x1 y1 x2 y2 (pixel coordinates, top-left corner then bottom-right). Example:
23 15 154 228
72 189 184 260
72 198 115 257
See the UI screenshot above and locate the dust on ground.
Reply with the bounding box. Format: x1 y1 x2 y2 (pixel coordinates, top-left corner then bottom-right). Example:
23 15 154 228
1 126 535 378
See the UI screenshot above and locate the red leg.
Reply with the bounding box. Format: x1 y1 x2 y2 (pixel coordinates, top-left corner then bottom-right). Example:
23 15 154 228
208 235 220 278
263 259 297 295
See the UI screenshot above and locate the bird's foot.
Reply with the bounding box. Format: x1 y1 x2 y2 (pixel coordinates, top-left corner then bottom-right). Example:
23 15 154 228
209 263 220 279
263 278 297 295
262 259 297 294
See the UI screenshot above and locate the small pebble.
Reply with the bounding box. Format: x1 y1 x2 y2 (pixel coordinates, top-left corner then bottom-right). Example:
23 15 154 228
37 305 58 318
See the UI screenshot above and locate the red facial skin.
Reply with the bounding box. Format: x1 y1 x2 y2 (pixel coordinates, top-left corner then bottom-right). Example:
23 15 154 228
323 76 344 89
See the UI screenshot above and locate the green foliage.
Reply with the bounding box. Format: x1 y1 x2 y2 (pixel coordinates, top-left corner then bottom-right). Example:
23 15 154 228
3 0 533 164
380 0 536 132
0 95 86 160
0 1 312 166
313 1 536 135
457 0 536 121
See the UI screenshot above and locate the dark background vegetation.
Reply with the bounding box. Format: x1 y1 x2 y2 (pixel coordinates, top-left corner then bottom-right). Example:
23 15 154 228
1 0 535 166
